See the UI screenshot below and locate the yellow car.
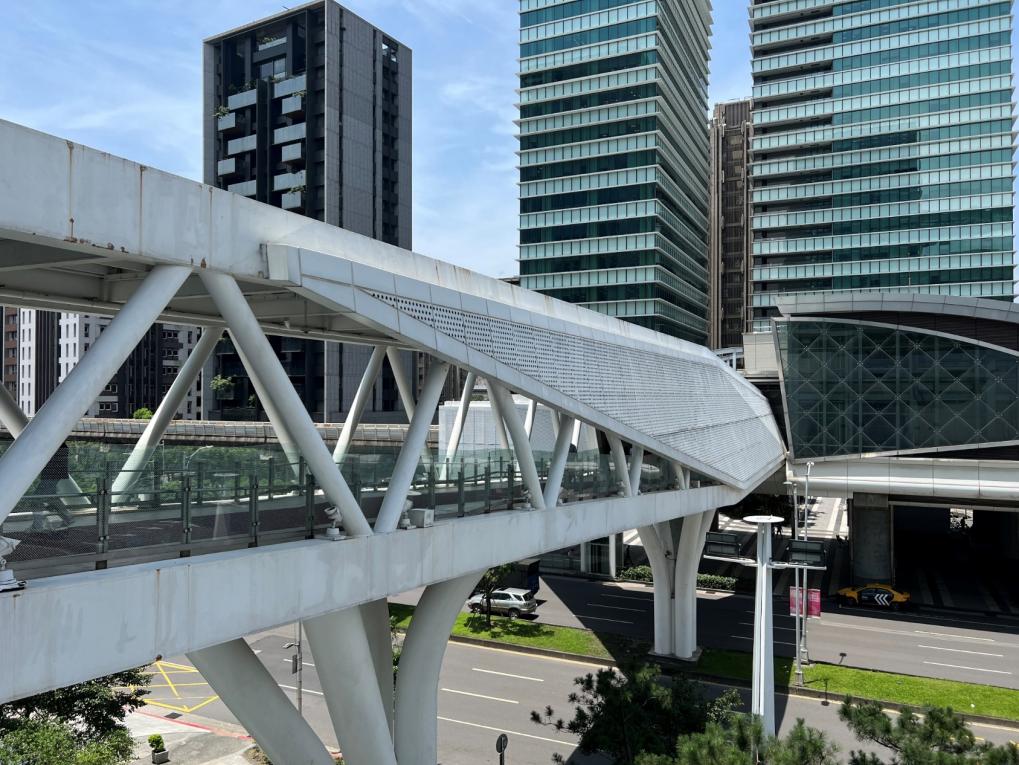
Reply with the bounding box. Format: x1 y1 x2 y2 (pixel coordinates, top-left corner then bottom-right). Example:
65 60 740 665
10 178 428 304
837 583 910 609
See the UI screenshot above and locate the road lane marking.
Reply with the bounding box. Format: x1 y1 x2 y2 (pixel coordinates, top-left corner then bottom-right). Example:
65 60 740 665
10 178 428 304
918 645 1004 658
923 661 1012 675
438 716 578 748
282 659 317 668
472 667 544 682
442 688 518 704
455 642 605 669
602 594 652 603
587 603 645 613
280 684 325 696
156 663 181 699
915 630 996 643
739 621 795 632
576 614 634 624
731 635 796 648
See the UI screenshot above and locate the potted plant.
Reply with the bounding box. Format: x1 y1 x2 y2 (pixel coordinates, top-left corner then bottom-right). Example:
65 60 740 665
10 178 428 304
149 734 170 764
210 374 235 401
213 105 230 118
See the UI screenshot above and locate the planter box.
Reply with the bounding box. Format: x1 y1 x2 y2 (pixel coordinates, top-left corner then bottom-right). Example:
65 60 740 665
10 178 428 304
152 750 170 764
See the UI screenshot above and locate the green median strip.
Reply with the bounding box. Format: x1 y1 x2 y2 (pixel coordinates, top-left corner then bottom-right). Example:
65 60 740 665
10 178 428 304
700 648 1019 723
389 603 1019 723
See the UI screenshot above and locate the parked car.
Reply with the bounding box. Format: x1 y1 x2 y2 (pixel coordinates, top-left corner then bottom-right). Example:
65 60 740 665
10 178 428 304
467 587 537 618
837 583 910 609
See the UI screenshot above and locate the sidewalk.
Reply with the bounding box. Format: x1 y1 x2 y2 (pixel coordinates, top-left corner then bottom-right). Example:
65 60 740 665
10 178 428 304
126 707 254 765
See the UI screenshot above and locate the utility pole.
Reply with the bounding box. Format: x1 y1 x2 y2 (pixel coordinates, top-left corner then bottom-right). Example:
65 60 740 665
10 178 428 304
801 461 814 665
283 622 304 715
746 514 781 736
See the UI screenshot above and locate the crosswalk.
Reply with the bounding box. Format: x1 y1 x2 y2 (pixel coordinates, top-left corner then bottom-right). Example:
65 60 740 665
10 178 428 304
717 497 848 540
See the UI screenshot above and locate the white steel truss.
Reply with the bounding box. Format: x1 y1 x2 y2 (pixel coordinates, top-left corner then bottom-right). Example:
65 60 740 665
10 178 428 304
0 120 786 764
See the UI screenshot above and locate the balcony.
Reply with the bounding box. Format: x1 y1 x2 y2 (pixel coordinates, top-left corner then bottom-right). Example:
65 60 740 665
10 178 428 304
281 94 304 117
217 157 236 177
227 134 257 156
274 73 306 99
226 179 256 197
280 142 303 164
257 36 287 52
273 123 305 145
272 170 306 192
281 191 303 210
217 112 248 137
227 88 257 110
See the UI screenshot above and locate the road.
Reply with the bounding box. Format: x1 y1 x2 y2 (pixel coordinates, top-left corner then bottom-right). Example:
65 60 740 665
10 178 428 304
395 576 1019 689
145 633 1018 764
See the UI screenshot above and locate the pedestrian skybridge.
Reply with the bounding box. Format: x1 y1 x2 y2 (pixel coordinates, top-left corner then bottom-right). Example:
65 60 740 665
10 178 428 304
0 120 783 765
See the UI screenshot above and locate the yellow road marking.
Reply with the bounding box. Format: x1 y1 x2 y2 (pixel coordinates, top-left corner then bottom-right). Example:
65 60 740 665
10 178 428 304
156 663 180 699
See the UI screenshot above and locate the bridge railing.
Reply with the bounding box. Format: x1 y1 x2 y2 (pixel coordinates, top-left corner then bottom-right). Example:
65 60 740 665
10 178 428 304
0 444 689 579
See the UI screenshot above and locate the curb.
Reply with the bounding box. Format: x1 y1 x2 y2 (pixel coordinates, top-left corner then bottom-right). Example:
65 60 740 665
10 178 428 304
446 635 1019 732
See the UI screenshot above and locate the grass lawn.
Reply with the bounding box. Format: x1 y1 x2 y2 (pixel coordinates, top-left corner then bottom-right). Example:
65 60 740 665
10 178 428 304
699 648 1019 722
390 603 1019 722
389 603 647 662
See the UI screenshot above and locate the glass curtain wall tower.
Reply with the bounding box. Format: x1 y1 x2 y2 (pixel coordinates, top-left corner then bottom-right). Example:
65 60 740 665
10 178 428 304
749 0 1017 332
517 0 713 344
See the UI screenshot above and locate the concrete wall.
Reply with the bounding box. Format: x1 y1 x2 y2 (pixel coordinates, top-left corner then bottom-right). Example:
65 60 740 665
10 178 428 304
849 493 893 583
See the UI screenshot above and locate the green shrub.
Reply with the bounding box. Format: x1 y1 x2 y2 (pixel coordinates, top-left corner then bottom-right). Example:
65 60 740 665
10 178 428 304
618 565 653 582
616 567 735 592
147 734 165 752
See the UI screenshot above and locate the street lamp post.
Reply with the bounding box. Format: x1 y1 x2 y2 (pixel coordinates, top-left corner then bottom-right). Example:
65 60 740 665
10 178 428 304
283 622 304 715
801 461 815 665
183 445 213 473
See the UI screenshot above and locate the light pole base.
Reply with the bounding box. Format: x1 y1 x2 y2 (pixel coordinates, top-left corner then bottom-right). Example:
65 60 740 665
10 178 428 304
0 568 25 592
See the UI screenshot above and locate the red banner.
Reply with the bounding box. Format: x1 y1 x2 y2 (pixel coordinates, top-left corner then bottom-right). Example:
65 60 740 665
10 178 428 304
789 587 822 618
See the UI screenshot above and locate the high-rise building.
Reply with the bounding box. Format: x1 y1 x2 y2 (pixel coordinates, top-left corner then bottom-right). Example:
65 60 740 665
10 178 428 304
708 99 753 350
4 308 200 420
517 0 713 345
202 1 414 422
749 0 1016 332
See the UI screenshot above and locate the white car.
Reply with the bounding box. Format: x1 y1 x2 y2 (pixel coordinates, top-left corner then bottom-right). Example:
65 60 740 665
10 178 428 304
467 587 537 618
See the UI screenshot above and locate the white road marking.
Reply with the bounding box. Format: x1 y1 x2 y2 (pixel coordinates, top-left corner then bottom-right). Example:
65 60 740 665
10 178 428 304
576 614 634 625
918 645 1004 658
442 688 518 704
914 630 996 643
282 659 317 668
587 603 645 613
923 661 1012 675
731 635 796 648
739 621 795 632
472 667 544 682
601 594 651 602
438 716 578 748
456 642 604 669
279 684 324 696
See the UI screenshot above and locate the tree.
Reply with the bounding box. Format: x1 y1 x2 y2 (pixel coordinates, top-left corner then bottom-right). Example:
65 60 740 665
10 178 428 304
636 717 838 765
0 669 149 745
210 375 235 400
531 662 741 765
474 563 515 628
132 407 154 420
839 698 1019 764
0 717 135 765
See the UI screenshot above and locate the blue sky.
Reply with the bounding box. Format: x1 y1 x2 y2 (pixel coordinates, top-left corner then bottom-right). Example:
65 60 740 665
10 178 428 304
0 1 962 278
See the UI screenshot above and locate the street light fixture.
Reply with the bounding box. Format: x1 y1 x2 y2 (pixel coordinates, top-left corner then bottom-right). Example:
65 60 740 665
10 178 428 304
183 445 214 472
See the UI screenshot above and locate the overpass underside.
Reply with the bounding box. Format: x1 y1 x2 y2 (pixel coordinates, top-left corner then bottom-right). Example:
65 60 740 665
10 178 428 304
0 121 784 764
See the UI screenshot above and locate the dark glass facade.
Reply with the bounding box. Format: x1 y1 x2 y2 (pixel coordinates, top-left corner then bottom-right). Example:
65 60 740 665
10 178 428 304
749 0 1016 332
518 0 712 344
777 318 1019 459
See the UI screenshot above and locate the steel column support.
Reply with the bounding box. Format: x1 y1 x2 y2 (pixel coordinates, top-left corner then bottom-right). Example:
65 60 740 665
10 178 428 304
334 345 388 464
199 270 372 537
0 265 191 526
375 360 449 532
523 399 537 438
113 327 223 497
303 607 397 765
386 348 415 422
543 414 575 508
674 510 714 660
233 342 301 479
187 639 334 765
570 418 583 450
628 447 645 495
607 434 632 498
486 382 511 452
489 383 545 511
394 572 481 765
444 371 476 468
361 597 395 738
0 380 89 508
640 523 676 655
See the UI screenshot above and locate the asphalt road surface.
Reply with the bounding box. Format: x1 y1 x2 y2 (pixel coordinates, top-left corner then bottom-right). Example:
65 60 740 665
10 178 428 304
147 632 1018 764
394 576 1019 690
